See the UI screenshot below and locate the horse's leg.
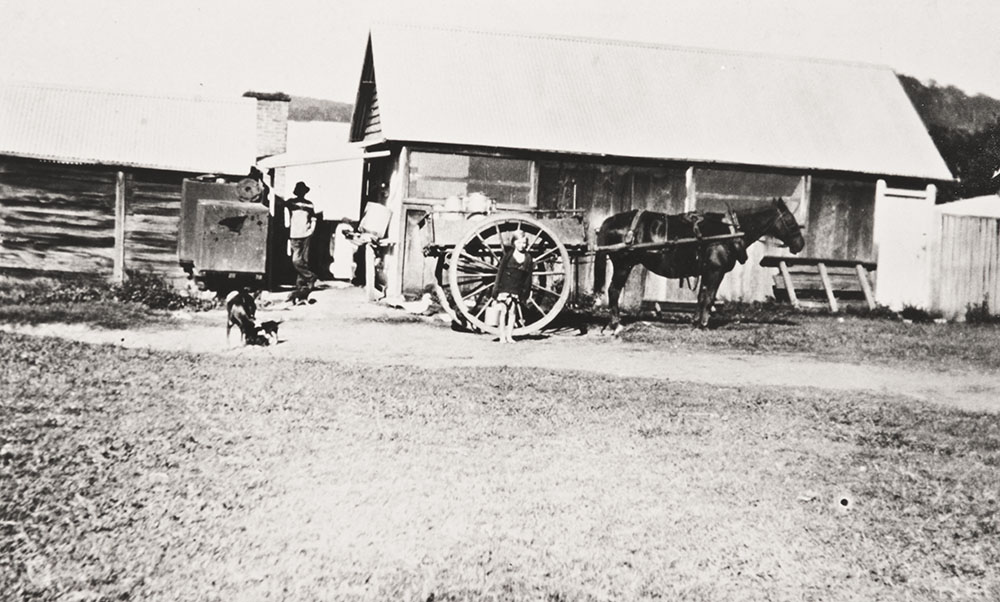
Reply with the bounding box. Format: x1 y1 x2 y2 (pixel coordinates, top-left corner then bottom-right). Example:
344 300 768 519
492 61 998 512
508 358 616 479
592 249 608 301
696 269 724 328
606 258 635 335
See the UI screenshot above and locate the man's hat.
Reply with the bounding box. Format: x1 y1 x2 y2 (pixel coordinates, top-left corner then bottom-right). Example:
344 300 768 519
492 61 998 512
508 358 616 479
293 181 310 196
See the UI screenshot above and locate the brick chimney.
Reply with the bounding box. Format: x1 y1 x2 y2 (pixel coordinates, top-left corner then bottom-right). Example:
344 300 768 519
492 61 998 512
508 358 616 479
243 91 290 195
242 91 290 160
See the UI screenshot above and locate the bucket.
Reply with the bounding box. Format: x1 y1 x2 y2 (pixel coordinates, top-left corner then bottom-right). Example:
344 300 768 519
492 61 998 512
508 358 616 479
484 302 502 327
359 203 391 238
465 193 492 214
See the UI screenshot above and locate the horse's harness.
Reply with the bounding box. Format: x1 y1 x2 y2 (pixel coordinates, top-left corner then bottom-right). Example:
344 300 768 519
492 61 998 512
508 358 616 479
623 209 744 242
622 208 744 290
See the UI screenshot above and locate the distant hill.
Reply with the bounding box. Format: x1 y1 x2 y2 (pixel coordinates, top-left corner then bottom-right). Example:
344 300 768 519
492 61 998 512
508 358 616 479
288 96 353 123
898 75 1000 200
898 75 1000 133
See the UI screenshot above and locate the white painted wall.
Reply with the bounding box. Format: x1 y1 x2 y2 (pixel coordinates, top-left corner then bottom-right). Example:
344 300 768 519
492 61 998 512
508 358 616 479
872 181 936 311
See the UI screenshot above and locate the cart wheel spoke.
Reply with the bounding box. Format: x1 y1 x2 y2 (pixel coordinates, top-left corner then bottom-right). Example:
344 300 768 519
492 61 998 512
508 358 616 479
476 231 500 262
530 281 562 297
532 246 561 265
527 297 546 315
457 251 497 272
461 282 494 302
473 301 490 320
455 273 494 283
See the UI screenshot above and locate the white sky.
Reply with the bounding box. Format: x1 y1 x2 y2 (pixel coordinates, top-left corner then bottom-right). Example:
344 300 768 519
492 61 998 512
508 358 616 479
3 0 999 103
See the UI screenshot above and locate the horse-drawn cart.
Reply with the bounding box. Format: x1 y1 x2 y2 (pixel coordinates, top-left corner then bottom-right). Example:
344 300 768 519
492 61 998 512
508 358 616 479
416 195 803 335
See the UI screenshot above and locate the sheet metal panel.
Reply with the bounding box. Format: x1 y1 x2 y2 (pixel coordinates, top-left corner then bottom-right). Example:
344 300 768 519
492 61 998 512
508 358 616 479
367 25 952 181
0 82 256 175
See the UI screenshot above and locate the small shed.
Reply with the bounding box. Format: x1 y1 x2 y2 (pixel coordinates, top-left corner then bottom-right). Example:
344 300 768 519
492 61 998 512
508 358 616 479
929 194 1000 319
0 82 286 286
348 25 953 308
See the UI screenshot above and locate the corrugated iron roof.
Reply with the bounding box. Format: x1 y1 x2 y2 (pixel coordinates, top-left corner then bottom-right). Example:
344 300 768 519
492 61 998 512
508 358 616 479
0 82 256 174
937 194 1000 217
363 25 953 181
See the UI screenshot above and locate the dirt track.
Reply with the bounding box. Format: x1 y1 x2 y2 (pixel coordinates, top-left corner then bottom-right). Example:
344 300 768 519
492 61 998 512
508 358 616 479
5 284 999 413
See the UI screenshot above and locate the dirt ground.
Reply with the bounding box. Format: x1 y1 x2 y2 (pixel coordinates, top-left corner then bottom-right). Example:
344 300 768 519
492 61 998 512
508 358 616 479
4 284 999 413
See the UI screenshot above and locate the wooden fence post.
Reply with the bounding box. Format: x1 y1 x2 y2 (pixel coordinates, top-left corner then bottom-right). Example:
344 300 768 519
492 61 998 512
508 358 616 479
113 170 126 284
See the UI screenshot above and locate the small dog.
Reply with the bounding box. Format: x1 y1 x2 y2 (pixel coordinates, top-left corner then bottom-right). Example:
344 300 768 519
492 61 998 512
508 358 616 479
256 319 281 345
226 288 259 346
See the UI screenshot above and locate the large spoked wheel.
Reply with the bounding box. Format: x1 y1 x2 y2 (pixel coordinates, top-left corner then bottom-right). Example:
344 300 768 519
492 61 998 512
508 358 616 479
448 215 572 336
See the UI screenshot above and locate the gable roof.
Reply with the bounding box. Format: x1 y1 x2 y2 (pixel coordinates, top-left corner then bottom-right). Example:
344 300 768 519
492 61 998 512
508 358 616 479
352 25 953 182
0 82 256 174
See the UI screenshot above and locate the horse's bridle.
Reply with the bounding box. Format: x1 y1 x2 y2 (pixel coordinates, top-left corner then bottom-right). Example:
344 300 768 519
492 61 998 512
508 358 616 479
770 201 803 247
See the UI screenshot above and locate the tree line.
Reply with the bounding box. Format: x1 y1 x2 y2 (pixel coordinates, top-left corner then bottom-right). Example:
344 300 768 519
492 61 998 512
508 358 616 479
898 75 1000 201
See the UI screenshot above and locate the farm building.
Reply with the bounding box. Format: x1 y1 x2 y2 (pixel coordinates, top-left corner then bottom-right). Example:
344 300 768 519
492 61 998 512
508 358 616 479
348 25 953 311
0 82 289 286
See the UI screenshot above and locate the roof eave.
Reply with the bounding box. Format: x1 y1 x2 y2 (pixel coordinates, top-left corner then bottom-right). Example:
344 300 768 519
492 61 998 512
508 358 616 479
0 150 249 176
379 138 955 182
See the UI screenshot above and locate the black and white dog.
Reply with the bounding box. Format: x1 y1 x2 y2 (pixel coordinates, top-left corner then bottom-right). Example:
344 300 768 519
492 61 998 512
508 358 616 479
226 288 259 346
257 319 281 345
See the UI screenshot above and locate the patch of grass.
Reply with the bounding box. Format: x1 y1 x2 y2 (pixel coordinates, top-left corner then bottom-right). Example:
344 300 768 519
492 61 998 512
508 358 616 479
843 303 901 321
111 271 215 311
967 296 1000 325
0 300 167 329
900 304 944 323
2 333 998 601
0 272 216 329
610 311 1000 372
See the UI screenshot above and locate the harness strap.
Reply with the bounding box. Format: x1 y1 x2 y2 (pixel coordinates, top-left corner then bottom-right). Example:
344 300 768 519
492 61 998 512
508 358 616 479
681 211 704 239
726 209 740 234
726 208 749 264
623 209 646 246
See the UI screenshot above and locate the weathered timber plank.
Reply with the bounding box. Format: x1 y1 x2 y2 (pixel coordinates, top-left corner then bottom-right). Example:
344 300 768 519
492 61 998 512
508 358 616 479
777 260 799 308
856 264 876 310
1 229 115 248
0 248 113 275
817 262 839 313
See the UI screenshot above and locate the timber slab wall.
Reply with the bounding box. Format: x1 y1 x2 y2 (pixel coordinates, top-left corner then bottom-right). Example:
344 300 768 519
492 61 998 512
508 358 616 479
0 156 189 285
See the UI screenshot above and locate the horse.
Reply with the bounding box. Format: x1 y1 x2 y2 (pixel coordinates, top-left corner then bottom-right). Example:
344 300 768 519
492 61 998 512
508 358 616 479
593 197 805 331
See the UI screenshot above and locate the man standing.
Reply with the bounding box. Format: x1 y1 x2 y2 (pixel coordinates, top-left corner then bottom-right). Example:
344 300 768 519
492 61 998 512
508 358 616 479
286 181 320 290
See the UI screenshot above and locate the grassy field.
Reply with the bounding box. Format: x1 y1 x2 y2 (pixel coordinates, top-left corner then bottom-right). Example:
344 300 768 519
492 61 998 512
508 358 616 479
2 331 998 601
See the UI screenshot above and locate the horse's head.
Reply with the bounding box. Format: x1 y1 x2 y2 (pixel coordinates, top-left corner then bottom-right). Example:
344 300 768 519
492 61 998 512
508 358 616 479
770 198 805 254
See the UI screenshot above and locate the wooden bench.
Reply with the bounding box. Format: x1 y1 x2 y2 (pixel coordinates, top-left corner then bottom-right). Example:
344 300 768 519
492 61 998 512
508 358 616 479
760 256 877 312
